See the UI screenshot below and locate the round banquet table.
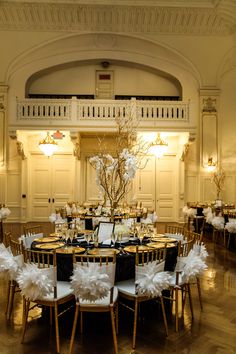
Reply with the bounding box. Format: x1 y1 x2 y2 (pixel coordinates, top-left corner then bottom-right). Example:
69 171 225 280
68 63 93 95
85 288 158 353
31 238 178 282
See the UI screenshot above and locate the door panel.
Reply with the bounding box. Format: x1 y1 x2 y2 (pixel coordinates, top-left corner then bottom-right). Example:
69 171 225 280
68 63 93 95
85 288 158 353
30 154 75 221
85 158 101 203
95 71 114 99
134 156 155 209
156 157 177 221
52 155 75 210
31 155 51 220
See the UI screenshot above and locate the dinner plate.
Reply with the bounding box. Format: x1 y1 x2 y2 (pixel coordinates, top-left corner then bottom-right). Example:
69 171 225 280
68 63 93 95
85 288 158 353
88 248 119 256
146 242 166 249
153 237 177 243
56 246 85 254
34 236 60 243
124 245 151 253
34 242 65 250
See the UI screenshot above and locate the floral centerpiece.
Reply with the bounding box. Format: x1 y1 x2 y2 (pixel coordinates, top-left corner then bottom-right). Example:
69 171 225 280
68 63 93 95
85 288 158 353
211 166 225 200
89 115 147 220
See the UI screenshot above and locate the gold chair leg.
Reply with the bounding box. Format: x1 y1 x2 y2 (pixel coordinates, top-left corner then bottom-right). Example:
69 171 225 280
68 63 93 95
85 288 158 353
5 280 11 316
175 289 179 332
110 306 118 354
115 303 119 334
50 307 53 326
132 299 138 349
187 284 194 319
80 311 83 334
21 298 30 343
196 277 203 310
69 305 79 354
54 304 60 354
7 281 16 319
160 297 168 336
227 234 231 249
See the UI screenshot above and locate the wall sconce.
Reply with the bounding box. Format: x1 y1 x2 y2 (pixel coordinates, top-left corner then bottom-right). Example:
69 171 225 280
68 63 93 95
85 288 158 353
149 133 168 158
39 132 58 157
207 157 216 171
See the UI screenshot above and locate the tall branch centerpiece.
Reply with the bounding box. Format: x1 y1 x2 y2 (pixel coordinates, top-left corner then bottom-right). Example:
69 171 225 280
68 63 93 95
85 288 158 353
89 113 147 220
211 166 225 200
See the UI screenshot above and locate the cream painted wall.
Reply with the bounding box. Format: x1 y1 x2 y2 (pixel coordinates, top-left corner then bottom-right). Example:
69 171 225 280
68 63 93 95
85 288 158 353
28 64 181 97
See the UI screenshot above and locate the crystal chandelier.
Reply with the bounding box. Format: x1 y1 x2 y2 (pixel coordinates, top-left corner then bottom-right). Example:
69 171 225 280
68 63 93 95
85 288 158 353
39 132 58 157
149 133 168 158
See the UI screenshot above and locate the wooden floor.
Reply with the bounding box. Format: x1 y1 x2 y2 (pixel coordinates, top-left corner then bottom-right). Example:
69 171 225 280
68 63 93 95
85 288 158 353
1 232 236 353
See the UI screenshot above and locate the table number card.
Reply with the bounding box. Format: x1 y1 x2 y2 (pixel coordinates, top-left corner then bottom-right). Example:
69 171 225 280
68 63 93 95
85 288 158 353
97 222 115 243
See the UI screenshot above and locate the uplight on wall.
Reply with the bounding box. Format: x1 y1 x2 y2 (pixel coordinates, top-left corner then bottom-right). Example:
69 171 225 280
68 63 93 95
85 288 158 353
149 133 168 158
206 157 217 172
39 132 58 157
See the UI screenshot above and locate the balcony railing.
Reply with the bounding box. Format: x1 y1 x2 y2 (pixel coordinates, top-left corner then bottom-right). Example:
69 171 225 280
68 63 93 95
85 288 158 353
15 97 190 129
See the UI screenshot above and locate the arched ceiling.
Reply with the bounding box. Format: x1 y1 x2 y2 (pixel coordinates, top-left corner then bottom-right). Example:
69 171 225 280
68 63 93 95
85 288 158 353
0 0 236 35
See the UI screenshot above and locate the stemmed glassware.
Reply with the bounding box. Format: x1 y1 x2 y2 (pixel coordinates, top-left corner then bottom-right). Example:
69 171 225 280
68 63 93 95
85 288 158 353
85 232 92 248
111 232 117 247
63 230 70 249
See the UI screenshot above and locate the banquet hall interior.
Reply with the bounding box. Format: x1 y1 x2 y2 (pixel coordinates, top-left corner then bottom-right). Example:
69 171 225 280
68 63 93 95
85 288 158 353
0 1 236 353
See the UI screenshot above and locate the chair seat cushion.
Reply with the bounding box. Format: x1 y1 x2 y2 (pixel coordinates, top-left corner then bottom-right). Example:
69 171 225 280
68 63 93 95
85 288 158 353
115 279 136 296
78 286 118 307
42 281 74 301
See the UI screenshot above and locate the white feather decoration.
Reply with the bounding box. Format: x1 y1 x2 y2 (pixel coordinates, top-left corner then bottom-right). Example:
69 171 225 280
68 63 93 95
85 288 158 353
225 221 236 233
17 264 54 301
70 263 111 302
181 250 207 282
0 244 20 280
135 263 171 298
212 216 225 230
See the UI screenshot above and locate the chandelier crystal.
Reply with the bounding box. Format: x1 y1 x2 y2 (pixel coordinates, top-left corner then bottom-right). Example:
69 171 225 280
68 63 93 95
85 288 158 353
39 132 58 157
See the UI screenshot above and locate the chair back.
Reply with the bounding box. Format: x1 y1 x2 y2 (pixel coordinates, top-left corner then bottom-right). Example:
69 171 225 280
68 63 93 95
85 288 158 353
165 224 185 235
135 246 167 281
178 237 194 257
73 252 116 286
3 231 12 248
9 237 23 256
18 249 57 300
23 225 43 236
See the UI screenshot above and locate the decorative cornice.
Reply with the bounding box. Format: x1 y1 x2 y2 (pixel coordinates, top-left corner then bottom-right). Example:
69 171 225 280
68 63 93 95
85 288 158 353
0 1 235 35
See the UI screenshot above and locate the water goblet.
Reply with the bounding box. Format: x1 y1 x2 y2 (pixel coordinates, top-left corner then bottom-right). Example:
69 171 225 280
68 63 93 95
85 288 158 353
85 232 92 248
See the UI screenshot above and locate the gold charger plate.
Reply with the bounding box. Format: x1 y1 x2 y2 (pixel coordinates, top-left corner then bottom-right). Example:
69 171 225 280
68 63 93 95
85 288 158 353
153 237 177 243
88 248 119 256
56 246 85 254
49 233 61 237
124 245 151 253
35 242 65 250
146 242 166 249
34 236 60 243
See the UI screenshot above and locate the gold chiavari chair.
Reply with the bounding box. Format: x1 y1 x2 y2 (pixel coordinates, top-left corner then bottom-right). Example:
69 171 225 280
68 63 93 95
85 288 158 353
5 236 24 319
3 231 12 248
164 237 195 332
223 211 236 248
22 225 44 249
20 249 74 354
115 246 169 350
69 252 118 354
165 224 185 236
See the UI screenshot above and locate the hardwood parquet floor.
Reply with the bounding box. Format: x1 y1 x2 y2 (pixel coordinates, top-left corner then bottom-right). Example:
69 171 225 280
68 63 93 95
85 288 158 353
0 238 236 354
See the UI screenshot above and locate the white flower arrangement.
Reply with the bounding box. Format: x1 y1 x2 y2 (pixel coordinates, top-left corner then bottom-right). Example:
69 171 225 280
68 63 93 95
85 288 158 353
0 206 11 220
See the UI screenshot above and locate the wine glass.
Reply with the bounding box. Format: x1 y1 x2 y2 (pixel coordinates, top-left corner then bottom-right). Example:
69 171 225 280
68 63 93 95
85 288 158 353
111 232 117 247
63 230 70 249
138 230 145 246
69 229 75 245
85 232 92 248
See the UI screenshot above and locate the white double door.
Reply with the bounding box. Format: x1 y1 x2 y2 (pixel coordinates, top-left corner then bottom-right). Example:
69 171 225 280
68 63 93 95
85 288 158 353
29 154 75 221
134 154 179 222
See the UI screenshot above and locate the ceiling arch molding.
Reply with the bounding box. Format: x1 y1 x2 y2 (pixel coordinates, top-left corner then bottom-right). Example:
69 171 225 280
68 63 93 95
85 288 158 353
7 32 202 100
